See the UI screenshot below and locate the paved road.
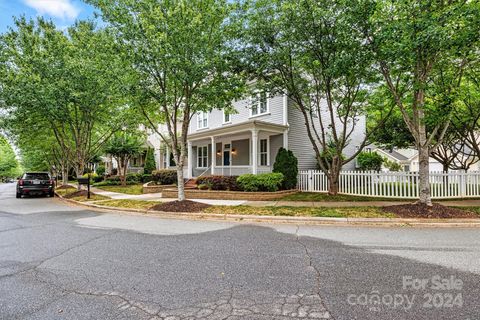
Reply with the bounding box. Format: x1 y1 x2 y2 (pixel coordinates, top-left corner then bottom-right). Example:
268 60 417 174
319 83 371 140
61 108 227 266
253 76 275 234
1 183 479 320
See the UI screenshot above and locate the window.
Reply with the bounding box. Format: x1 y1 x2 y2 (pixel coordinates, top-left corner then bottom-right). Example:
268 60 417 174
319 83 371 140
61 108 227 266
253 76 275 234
250 92 269 117
197 146 208 168
197 111 208 129
223 110 231 123
260 139 268 166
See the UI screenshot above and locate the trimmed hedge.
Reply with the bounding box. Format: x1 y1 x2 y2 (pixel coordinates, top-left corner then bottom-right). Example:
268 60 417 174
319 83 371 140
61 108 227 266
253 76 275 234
196 175 240 191
152 169 177 185
236 172 284 192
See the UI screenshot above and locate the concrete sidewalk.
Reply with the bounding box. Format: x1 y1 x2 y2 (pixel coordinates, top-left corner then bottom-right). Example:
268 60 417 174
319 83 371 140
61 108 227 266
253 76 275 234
90 187 480 207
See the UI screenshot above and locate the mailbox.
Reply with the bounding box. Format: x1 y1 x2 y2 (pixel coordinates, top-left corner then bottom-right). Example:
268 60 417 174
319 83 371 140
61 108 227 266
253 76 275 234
77 178 90 185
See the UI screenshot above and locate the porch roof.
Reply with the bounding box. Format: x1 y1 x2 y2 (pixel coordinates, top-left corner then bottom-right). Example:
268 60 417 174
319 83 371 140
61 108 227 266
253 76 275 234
188 120 288 141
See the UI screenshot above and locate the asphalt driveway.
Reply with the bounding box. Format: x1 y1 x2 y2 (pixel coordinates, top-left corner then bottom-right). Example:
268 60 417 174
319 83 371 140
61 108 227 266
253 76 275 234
1 183 479 319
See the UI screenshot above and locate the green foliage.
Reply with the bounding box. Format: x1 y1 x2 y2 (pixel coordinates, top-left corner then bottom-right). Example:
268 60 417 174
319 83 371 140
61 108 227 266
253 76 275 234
273 148 298 190
0 135 21 179
236 173 284 192
196 175 240 191
357 152 383 171
317 141 345 170
142 174 153 183
383 158 402 172
82 172 102 183
143 148 156 175
104 134 143 160
152 169 177 185
96 165 106 176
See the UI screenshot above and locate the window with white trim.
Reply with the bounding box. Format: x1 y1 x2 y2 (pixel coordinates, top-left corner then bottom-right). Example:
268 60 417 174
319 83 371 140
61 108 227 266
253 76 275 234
197 146 208 168
197 111 208 129
250 92 269 117
223 110 231 123
260 139 268 166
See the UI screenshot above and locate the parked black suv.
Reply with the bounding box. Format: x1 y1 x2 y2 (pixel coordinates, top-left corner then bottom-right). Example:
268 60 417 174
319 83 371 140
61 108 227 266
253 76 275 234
16 172 55 198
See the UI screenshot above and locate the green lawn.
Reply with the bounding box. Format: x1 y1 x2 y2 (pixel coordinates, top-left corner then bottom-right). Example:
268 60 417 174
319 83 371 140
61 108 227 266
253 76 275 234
95 199 158 209
95 184 144 195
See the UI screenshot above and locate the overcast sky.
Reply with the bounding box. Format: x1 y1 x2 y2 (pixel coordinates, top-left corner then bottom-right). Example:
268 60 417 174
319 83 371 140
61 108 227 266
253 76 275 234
0 0 97 32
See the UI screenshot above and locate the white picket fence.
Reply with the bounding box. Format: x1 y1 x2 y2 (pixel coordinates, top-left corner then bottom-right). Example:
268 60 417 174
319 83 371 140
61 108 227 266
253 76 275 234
298 170 480 199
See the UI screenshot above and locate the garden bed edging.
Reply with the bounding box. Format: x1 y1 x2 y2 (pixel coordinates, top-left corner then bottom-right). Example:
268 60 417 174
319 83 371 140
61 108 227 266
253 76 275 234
161 188 298 200
142 181 176 194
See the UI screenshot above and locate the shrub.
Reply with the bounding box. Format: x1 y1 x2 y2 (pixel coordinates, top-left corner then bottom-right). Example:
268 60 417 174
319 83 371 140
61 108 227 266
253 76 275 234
142 174 153 183
152 169 177 185
96 165 106 177
143 148 156 175
196 175 240 191
82 172 102 183
383 157 402 172
236 172 284 192
273 148 298 190
126 173 142 183
357 151 383 171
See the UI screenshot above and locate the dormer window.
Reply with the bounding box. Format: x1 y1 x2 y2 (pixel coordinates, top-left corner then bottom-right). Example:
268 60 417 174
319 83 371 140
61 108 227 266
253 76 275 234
250 92 269 117
197 111 208 129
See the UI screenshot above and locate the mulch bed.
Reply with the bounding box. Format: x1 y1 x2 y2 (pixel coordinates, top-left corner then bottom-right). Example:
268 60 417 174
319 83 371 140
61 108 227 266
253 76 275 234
63 190 89 199
151 200 211 213
382 203 478 219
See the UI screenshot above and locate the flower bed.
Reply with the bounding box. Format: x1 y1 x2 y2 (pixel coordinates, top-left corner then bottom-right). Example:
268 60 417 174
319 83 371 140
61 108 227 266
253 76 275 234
161 188 298 200
142 181 176 194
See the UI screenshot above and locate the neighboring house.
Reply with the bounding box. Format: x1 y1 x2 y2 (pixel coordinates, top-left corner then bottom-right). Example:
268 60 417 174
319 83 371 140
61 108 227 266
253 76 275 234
372 147 468 172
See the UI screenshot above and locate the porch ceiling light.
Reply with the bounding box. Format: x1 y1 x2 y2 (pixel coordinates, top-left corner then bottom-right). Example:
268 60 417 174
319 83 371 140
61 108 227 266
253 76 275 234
217 150 221 155
231 148 237 155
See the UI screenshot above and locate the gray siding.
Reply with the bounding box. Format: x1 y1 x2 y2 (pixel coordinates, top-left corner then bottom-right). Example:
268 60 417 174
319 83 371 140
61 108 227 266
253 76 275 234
287 99 366 170
270 134 283 165
189 94 285 134
232 139 249 165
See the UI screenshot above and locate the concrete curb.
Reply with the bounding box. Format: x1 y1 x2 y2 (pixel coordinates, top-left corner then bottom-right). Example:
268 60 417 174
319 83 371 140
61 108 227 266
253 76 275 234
54 192 480 227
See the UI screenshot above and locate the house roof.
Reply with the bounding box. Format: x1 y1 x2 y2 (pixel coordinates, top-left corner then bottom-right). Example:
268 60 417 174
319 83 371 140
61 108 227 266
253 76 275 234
188 120 288 141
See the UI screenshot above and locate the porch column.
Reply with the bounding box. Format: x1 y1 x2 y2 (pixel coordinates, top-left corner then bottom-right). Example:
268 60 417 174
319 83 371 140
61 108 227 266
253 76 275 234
251 129 258 174
211 136 215 175
187 141 193 179
283 128 289 150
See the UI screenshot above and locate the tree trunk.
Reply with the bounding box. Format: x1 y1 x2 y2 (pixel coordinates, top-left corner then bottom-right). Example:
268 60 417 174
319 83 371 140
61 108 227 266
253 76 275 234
442 162 449 173
327 159 341 195
61 164 68 186
417 146 432 205
176 166 185 201
74 164 84 190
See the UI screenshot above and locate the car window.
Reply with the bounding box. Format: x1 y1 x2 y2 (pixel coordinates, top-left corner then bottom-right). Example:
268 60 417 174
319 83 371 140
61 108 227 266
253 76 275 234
24 173 50 180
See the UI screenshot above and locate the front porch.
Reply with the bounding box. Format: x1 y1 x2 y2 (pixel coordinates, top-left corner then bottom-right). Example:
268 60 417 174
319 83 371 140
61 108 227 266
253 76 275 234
186 120 289 178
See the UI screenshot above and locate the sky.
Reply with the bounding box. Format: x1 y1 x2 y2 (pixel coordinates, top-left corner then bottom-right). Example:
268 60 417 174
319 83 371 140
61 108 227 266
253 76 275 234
0 0 97 32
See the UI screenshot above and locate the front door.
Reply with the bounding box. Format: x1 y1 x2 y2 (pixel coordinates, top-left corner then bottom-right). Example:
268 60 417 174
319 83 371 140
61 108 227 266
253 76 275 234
223 150 230 166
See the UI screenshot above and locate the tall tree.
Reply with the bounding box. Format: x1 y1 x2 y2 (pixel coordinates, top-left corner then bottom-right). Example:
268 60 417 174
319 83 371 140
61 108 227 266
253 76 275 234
243 0 391 194
0 134 21 180
356 0 480 205
89 0 247 200
104 132 143 186
0 18 135 188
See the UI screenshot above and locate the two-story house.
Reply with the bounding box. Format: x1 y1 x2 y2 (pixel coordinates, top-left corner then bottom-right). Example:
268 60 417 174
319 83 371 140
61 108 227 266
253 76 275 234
181 93 366 178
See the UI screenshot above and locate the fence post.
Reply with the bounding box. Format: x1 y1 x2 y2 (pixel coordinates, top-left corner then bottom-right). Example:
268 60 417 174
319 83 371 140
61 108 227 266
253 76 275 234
308 170 313 192
460 171 466 197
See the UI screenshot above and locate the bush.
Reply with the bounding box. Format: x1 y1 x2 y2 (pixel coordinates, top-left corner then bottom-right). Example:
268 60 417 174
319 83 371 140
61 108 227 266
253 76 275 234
383 157 402 172
273 148 298 190
152 169 177 185
142 174 153 183
143 148 156 175
196 175 240 191
126 173 142 183
96 165 106 177
357 151 383 171
81 172 102 183
236 172 284 192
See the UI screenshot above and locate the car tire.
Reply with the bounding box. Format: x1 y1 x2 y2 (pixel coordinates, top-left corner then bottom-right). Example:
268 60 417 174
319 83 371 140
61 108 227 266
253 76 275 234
16 192 21 199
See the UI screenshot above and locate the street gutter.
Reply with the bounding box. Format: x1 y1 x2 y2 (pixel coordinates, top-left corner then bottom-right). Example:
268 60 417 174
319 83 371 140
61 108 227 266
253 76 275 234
55 193 480 228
